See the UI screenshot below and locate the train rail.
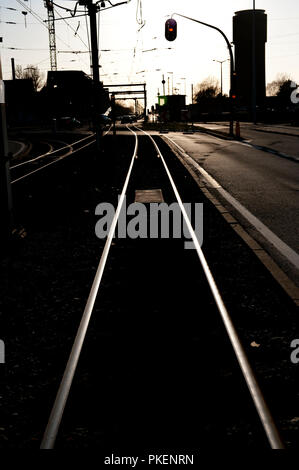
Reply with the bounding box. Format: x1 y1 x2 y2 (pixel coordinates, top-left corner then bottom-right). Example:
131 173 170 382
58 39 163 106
10 133 96 184
10 124 113 184
40 125 284 449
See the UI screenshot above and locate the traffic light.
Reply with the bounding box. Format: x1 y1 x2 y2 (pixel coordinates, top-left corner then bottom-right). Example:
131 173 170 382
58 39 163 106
165 19 177 41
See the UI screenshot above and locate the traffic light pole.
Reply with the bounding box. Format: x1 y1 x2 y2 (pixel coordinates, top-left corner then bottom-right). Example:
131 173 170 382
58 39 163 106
252 1 257 124
171 13 235 137
0 55 13 243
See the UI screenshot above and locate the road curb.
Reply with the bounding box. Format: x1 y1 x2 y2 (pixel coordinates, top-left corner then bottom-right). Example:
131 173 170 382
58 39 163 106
162 135 299 308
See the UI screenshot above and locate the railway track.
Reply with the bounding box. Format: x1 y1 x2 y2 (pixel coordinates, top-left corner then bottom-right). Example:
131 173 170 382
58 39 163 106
9 125 113 184
10 133 97 184
39 126 284 450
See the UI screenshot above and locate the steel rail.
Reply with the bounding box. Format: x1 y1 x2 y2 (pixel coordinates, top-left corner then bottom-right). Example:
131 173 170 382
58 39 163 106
40 125 138 449
11 139 95 184
134 126 284 449
103 124 113 136
10 133 96 169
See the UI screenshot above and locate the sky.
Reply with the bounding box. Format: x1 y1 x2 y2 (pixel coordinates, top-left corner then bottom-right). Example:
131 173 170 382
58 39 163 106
1 0 299 108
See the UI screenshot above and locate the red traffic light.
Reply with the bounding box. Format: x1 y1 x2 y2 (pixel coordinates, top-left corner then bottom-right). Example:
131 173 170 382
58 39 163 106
165 19 177 41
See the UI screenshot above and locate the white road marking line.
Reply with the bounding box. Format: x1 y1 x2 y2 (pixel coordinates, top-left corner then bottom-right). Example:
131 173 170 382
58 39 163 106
164 134 299 271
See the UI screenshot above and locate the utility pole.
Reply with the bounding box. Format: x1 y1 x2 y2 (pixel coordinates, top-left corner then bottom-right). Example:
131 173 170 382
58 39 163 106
87 0 101 149
78 1 131 144
0 55 13 243
79 0 101 149
11 58 16 80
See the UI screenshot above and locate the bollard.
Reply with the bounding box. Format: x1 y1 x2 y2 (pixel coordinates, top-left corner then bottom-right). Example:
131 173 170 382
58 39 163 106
236 120 241 139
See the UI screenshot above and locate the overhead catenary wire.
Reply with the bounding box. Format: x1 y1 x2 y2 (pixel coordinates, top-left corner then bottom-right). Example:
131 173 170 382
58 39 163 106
54 6 89 51
128 1 146 83
14 0 83 58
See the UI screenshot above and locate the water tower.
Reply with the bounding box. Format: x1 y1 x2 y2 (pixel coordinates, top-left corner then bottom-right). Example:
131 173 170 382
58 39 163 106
233 9 267 108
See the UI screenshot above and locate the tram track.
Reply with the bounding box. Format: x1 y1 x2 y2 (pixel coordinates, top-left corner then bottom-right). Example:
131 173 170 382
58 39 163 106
10 133 97 184
39 126 284 450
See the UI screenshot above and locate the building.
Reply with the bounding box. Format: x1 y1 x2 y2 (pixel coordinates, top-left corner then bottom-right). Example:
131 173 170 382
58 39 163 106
46 70 109 118
233 9 267 109
4 79 35 125
157 95 186 122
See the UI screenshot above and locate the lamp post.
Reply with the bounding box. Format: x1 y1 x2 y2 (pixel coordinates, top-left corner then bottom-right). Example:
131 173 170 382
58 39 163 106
180 77 187 96
167 72 174 95
162 74 166 96
213 59 228 96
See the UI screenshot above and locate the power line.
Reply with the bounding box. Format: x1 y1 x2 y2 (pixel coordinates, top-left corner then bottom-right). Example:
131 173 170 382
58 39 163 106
14 0 89 70
15 0 49 31
54 5 89 50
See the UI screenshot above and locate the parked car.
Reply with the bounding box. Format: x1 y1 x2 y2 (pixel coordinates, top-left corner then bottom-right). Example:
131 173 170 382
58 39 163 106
57 116 81 129
121 115 133 124
98 114 112 125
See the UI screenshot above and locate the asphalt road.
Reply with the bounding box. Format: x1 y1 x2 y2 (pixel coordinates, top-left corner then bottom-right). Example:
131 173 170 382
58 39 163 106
159 129 299 286
197 122 299 160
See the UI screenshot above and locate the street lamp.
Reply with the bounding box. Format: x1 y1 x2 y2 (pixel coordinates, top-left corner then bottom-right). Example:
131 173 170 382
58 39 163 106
180 77 187 96
213 59 228 96
175 83 181 95
168 13 236 136
167 72 174 95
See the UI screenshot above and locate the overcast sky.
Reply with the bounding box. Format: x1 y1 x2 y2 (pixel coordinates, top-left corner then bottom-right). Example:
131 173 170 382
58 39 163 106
1 0 299 107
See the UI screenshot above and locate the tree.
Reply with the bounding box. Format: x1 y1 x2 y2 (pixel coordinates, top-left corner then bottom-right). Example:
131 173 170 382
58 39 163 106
15 64 24 80
276 79 295 109
266 73 291 97
15 64 44 92
114 100 135 116
266 73 296 109
194 76 220 103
